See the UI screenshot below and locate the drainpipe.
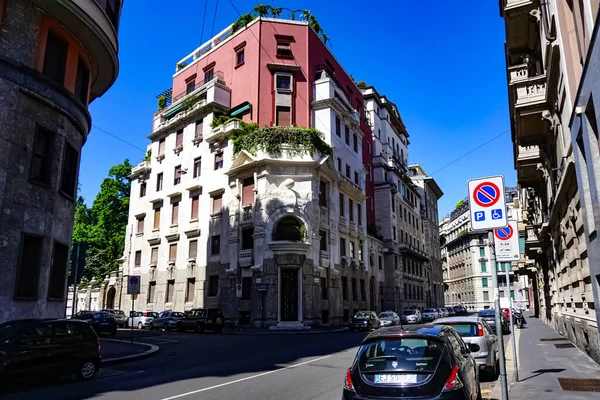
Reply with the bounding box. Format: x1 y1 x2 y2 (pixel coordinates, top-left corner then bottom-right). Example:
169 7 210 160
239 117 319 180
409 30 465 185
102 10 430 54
540 0 556 42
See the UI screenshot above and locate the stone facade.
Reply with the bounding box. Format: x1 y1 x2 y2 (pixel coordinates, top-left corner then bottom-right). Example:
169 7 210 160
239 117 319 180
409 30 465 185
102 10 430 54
0 0 122 322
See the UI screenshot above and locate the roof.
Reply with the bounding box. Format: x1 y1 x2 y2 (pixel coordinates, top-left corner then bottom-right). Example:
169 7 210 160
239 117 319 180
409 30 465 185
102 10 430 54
363 324 446 343
433 316 481 324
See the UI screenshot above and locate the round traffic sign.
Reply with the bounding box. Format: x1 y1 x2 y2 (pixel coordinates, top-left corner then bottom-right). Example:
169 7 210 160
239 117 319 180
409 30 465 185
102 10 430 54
494 225 513 240
473 181 501 207
129 276 139 284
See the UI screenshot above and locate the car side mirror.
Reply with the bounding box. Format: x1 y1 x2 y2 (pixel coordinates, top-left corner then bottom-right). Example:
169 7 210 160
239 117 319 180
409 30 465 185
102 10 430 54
467 343 480 353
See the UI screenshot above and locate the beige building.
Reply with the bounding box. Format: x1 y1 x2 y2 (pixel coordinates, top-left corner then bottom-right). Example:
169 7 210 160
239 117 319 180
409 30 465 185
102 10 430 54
500 0 600 363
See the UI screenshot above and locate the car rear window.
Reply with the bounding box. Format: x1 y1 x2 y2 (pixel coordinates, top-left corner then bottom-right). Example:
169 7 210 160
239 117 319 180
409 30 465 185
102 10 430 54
443 323 478 337
379 312 394 318
402 310 416 315
358 337 444 373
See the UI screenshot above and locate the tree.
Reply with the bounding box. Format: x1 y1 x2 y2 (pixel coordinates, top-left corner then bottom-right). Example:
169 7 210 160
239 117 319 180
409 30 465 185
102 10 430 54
252 4 270 17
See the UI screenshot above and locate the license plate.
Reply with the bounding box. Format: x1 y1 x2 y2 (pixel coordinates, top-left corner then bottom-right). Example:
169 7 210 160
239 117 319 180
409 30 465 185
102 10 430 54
375 374 417 384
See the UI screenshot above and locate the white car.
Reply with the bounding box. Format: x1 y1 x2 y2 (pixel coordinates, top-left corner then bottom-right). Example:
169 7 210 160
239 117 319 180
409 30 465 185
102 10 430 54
127 311 158 329
400 309 422 324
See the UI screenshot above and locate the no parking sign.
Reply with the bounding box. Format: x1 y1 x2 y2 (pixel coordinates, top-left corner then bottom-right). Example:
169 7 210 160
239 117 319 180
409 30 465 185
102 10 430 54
494 221 520 261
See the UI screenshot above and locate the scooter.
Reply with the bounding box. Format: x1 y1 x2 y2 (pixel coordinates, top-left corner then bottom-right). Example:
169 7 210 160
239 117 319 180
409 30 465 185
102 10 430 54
514 311 526 328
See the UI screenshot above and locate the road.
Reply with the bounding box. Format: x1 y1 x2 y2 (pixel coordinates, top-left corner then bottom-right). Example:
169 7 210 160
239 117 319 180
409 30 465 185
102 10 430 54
2 326 510 400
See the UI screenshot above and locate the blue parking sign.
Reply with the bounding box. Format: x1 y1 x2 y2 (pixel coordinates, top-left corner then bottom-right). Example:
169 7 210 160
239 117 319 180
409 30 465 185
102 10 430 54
475 211 485 222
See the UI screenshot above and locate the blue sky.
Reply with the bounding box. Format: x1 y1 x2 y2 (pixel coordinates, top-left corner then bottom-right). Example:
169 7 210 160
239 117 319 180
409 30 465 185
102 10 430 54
82 0 515 218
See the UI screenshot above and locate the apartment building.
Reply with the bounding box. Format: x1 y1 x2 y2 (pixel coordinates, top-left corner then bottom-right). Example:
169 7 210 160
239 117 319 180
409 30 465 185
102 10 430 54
500 0 600 362
0 0 122 322
119 15 385 329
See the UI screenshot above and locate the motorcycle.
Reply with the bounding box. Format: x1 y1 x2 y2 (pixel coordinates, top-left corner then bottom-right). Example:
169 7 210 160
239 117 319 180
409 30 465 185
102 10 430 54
514 311 526 329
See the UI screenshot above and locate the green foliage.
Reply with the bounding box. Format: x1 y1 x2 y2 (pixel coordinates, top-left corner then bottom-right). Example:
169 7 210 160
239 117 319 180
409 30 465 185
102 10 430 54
157 95 167 111
73 160 133 282
181 95 200 112
455 199 465 209
270 7 283 17
356 81 368 89
143 149 152 162
252 4 270 17
231 125 332 159
176 62 187 70
210 114 241 129
231 13 256 33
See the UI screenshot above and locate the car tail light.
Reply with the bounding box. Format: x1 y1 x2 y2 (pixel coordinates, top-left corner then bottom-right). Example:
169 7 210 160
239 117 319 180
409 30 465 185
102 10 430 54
344 368 355 391
477 322 484 336
443 365 464 391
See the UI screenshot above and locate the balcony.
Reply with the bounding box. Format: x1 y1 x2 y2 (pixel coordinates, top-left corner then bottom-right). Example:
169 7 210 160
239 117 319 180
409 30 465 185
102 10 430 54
207 118 242 143
525 225 542 257
503 0 534 11
516 145 543 187
239 249 253 267
152 72 231 136
514 75 547 108
398 243 429 261
508 64 529 84
240 204 254 225
320 250 330 268
129 161 151 179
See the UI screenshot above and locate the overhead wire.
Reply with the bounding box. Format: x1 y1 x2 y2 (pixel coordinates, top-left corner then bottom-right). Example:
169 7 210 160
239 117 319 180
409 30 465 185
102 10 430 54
199 0 209 45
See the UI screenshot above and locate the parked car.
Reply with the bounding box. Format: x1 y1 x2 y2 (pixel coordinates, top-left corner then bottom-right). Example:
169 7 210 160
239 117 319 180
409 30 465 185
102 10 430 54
126 311 158 329
453 305 467 316
149 311 186 331
477 310 510 334
176 308 224 333
100 309 127 327
342 324 481 400
0 319 101 382
432 316 499 380
422 308 439 322
72 312 117 336
437 308 448 318
400 309 422 324
447 307 457 317
378 311 400 327
349 311 381 332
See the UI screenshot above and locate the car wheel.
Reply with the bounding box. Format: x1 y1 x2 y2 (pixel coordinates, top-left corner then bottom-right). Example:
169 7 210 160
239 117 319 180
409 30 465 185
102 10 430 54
163 323 169 331
138 322 143 330
76 360 98 381
196 323 204 333
149 323 154 331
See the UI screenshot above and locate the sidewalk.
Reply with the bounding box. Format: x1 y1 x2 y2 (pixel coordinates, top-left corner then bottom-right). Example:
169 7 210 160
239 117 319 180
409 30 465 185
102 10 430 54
100 338 159 364
505 313 600 399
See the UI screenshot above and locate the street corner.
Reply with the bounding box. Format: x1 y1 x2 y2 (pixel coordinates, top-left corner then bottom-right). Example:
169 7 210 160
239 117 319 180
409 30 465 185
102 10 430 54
100 338 159 365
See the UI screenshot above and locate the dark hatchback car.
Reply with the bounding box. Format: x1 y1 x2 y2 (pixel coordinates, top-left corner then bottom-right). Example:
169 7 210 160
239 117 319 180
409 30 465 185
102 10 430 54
176 308 224 333
72 312 117 336
477 310 509 334
453 305 467 316
149 311 185 331
0 319 101 382
349 311 381 332
343 325 481 400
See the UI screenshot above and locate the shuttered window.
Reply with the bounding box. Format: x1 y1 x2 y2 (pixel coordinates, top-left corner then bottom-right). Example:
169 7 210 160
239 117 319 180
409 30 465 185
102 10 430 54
153 207 161 229
189 240 198 259
175 130 183 147
276 106 291 126
171 202 179 225
195 120 203 140
169 244 177 262
158 139 165 155
212 194 222 214
242 177 254 206
151 247 158 264
191 196 199 219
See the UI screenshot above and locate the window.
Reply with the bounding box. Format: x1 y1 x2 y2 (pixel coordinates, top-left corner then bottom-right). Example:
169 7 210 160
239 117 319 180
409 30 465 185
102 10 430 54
367 143 371 154
394 256 398 270
319 181 328 207
74 57 90 103
340 237 346 257
337 158 342 172
151 247 158 265
350 241 355 258
360 279 366 301
148 282 156 303
15 235 43 299
359 240 363 261
204 69 214 83
208 275 219 296
60 142 78 197
346 165 351 178
335 115 341 136
169 244 177 262
236 49 245 66
241 228 254 250
357 204 362 226
211 235 221 255
353 134 358 152
186 278 195 302
276 106 291 126
214 152 223 170
156 173 163 191
378 255 382 270
354 171 359 185
342 277 348 301
158 139 165 156
319 230 327 251
481 262 487 272
276 41 292 57
242 277 252 300
499 290 504 298
175 130 183 148
42 31 68 85
242 177 254 206
345 125 350 144
483 291 489 302
339 193 345 216
136 216 144 233
321 277 328 300
191 195 199 220
166 280 174 303
479 247 485 257
195 120 203 141
351 278 358 301
171 202 179 225
189 240 198 259
482 278 488 287
186 79 195 95
135 250 142 268
349 199 354 222
212 193 222 214
275 74 292 91
31 127 54 185
173 166 181 185
192 157 201 178
510 290 515 299
140 182 146 197
393 226 397 241
48 242 69 299
153 207 161 230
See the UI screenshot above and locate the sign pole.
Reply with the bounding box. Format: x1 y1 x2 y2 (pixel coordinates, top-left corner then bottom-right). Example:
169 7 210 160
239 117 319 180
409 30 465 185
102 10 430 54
489 231 509 400
131 295 134 344
70 243 81 318
506 265 519 382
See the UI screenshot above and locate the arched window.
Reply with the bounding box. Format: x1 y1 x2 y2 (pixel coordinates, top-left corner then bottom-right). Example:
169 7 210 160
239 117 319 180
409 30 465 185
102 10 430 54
273 216 305 241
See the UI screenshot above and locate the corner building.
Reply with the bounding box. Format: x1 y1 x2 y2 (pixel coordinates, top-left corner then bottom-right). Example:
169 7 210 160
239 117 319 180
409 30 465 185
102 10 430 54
0 0 122 322
121 17 383 329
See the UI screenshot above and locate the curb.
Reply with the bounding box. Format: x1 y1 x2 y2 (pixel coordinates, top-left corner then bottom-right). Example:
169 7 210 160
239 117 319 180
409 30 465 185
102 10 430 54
99 339 160 365
223 327 349 335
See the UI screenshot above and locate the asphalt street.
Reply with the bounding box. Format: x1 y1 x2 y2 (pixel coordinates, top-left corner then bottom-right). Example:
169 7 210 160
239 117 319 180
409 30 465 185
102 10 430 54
1 325 509 400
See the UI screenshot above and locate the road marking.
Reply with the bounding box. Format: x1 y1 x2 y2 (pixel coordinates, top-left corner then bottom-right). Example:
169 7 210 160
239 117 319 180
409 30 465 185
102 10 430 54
159 355 332 400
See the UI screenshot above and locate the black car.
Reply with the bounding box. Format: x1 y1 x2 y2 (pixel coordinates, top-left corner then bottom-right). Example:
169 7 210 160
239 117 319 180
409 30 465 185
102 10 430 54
100 309 127 327
176 308 224 333
343 324 481 400
477 310 509 334
0 319 101 382
349 311 381 332
453 305 467 316
149 311 185 331
72 312 117 336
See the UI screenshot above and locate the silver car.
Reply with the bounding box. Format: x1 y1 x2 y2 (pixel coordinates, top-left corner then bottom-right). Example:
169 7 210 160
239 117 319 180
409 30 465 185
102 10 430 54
127 311 158 329
377 311 400 327
400 309 422 324
433 316 499 380
421 308 439 322
437 308 448 318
